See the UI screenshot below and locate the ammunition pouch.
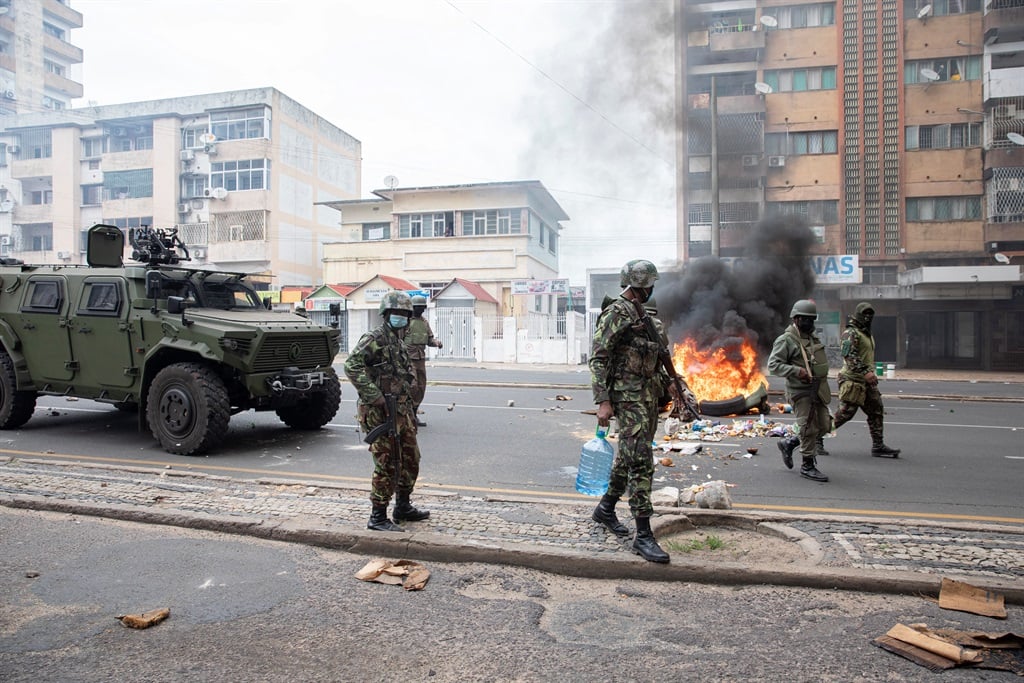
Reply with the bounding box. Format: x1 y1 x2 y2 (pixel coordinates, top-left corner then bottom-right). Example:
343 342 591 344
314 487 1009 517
615 336 661 379
838 379 866 406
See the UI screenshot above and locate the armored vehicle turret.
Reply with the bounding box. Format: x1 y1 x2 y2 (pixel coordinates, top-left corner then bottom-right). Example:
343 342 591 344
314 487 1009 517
0 224 342 455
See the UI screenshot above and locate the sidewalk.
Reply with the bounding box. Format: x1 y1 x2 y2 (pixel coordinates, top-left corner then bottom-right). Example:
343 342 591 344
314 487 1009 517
2 456 1022 604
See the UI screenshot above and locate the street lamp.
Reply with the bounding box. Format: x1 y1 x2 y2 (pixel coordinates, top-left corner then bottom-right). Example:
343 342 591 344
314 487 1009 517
957 107 984 115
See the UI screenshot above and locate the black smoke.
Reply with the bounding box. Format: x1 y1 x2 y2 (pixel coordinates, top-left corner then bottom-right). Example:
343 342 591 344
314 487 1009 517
655 216 817 361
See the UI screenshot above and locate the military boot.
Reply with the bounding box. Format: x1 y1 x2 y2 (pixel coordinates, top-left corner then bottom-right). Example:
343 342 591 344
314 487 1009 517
632 516 670 564
592 494 629 538
800 455 829 482
816 436 829 456
392 493 430 523
871 443 901 458
367 503 405 532
777 436 798 469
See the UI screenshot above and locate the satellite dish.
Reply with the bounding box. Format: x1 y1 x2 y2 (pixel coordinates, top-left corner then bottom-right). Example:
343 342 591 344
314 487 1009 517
1008 132 1024 146
754 82 773 94
383 175 399 189
917 4 933 18
759 15 777 27
199 133 217 144
920 68 940 81
994 253 1010 264
211 187 228 200
0 7 8 15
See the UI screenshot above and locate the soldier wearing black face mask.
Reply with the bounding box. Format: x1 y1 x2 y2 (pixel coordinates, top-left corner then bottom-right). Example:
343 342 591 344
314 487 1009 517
832 302 900 458
767 300 832 482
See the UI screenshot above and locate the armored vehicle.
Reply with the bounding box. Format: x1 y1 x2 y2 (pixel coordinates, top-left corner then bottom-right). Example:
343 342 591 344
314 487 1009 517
0 224 342 455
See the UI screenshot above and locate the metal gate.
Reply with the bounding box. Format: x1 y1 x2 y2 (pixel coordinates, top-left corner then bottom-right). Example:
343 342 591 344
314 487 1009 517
432 307 475 360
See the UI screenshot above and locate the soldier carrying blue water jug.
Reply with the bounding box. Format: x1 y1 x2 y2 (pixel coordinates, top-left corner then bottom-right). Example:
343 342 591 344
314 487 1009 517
588 259 685 564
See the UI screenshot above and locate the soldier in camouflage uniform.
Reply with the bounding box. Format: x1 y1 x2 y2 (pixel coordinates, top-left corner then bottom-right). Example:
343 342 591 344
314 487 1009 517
589 259 675 563
832 302 900 457
406 294 443 427
344 291 430 532
767 299 831 482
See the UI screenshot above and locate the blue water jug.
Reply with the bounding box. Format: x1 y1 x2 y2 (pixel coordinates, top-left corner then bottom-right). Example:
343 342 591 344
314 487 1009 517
575 427 615 496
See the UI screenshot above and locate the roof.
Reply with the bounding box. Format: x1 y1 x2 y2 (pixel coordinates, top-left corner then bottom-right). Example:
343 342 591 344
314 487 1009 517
434 278 499 304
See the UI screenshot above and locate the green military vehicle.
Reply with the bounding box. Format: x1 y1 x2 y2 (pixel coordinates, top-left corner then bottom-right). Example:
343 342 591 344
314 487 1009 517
0 224 342 455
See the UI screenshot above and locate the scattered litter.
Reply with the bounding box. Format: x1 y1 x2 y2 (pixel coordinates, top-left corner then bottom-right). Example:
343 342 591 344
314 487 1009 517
682 480 733 509
658 457 674 467
663 417 794 443
651 486 680 507
65 397 79 402
873 623 1024 674
938 577 1006 619
746 447 758 455
117 608 170 629
546 395 572 401
447 403 455 412
507 400 515 407
355 559 430 591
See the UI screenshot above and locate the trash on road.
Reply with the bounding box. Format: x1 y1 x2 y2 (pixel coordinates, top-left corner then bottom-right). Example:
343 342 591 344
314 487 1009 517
116 607 170 629
938 577 1007 619
874 622 1024 674
355 558 430 591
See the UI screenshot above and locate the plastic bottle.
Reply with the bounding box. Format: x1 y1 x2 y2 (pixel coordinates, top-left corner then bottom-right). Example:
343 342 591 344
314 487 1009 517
575 427 615 496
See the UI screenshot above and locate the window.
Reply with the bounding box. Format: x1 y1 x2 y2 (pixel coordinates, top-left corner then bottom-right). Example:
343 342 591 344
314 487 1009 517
29 190 53 205
906 123 980 149
182 128 208 149
763 3 835 28
905 57 982 83
460 209 522 236
763 67 837 92
904 0 981 18
88 159 100 170
44 60 65 76
82 282 121 315
42 22 65 40
862 266 898 285
20 129 52 159
906 196 982 220
362 222 390 241
82 138 103 158
182 176 207 199
103 169 153 200
210 159 269 192
767 200 839 225
26 280 61 310
101 217 153 231
82 185 102 205
399 213 450 238
210 107 271 141
765 131 838 155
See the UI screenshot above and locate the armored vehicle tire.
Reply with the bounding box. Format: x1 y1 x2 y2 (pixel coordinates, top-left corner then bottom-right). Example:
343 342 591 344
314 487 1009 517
276 375 342 430
146 362 230 456
0 350 37 429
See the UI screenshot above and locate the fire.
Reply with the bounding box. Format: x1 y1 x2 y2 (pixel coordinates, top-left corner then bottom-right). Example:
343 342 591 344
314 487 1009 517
672 336 767 402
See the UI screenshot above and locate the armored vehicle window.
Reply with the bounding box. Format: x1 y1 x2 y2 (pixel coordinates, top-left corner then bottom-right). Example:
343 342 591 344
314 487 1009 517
24 280 62 312
199 281 263 310
81 282 122 316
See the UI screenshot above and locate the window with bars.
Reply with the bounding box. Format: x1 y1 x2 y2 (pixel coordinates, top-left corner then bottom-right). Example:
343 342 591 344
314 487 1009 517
904 0 981 18
763 67 837 92
761 3 836 28
103 169 153 200
767 200 839 224
766 131 838 155
906 196 982 220
906 123 981 149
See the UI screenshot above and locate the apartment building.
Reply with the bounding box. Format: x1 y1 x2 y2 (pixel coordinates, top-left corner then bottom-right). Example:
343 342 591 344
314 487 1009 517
0 0 83 117
0 88 361 286
676 0 1024 371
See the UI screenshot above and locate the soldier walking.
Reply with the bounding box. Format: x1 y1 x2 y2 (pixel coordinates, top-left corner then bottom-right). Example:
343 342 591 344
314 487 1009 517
405 294 443 427
768 300 832 482
832 302 901 457
344 291 430 532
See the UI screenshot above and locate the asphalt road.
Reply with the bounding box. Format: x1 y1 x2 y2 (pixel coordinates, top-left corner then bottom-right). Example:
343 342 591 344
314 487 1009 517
1 507 1016 683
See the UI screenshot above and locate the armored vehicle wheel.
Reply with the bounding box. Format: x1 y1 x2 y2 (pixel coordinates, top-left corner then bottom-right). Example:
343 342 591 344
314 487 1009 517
0 350 37 429
146 362 230 455
275 375 342 430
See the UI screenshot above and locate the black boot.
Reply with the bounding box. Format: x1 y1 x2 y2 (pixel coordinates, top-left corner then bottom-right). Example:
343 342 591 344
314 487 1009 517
816 437 829 456
393 493 430 523
777 436 797 469
592 495 629 538
800 455 829 482
871 443 900 458
367 503 405 532
632 516 670 564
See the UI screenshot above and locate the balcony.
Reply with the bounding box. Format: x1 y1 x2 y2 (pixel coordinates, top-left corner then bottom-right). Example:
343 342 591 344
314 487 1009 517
43 0 84 27
42 34 83 64
984 3 1024 45
43 71 83 98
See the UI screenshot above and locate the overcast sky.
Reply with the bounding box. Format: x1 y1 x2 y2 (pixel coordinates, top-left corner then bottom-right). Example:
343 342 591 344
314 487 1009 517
72 0 677 284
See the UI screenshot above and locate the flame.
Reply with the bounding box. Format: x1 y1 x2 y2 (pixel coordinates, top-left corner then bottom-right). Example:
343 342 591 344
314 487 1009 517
672 336 767 402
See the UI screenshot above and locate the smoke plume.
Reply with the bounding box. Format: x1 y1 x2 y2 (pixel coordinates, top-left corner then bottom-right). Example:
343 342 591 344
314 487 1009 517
655 216 817 360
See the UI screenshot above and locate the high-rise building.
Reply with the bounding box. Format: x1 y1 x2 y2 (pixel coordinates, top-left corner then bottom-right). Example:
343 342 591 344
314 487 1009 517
0 0 84 116
675 0 1024 371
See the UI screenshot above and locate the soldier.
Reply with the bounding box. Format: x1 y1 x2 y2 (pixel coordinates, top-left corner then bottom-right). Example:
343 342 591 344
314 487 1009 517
344 291 430 532
589 259 675 563
767 299 831 482
405 294 443 427
832 302 901 457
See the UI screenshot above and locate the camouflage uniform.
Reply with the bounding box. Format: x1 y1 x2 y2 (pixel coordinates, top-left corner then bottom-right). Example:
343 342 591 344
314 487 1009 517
344 323 422 506
767 323 832 454
405 313 441 412
833 302 899 456
590 296 663 517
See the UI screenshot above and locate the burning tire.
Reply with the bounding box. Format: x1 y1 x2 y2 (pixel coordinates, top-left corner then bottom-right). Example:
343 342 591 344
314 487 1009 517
697 383 769 418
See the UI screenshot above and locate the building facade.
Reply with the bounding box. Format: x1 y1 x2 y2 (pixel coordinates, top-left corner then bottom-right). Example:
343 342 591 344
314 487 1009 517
675 0 1024 370
318 181 568 317
0 0 83 117
0 88 361 286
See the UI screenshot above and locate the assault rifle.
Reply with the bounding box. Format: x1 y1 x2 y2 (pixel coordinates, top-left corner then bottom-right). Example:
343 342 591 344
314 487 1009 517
363 392 402 493
629 298 701 421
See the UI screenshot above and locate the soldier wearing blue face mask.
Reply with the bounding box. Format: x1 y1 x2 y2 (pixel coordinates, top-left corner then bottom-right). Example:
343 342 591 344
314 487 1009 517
344 290 429 531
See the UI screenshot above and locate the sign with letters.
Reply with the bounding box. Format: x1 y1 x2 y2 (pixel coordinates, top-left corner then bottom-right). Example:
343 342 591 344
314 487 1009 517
810 255 860 284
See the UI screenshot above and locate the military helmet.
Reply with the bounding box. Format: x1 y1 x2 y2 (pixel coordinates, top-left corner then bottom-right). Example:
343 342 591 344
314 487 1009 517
620 259 659 288
379 290 414 316
411 295 427 306
790 299 818 319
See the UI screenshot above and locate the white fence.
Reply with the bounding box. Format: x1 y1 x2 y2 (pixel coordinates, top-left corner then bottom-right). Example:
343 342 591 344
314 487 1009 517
425 310 587 364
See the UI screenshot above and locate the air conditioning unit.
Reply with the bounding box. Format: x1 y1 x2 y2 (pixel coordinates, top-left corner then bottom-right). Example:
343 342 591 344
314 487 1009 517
180 149 195 161
0 235 10 246
3 90 15 100
203 188 213 198
177 203 190 213
57 251 71 260
112 127 127 136
204 144 217 155
768 155 786 167
192 248 206 259
741 154 760 167
42 96 53 109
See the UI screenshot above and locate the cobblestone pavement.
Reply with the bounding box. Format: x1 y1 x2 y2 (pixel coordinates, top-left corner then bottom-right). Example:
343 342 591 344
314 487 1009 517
2 456 1022 599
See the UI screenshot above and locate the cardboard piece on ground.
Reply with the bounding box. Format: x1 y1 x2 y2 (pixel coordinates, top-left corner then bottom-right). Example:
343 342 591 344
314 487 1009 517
938 577 1007 619
355 558 431 591
117 607 171 629
873 635 957 672
886 623 982 664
